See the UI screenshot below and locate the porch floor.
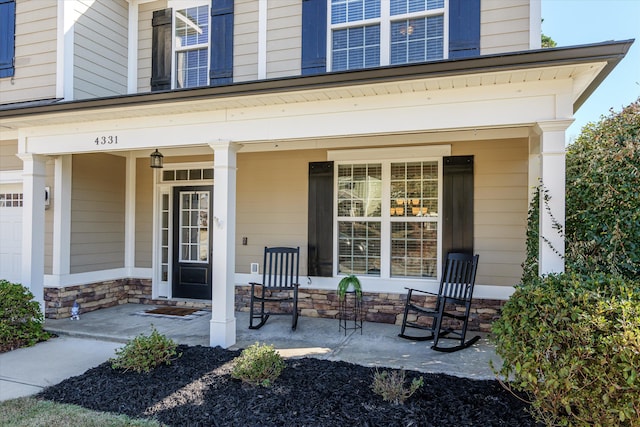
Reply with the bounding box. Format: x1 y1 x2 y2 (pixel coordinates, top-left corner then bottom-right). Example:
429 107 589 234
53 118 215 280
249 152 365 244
44 303 500 380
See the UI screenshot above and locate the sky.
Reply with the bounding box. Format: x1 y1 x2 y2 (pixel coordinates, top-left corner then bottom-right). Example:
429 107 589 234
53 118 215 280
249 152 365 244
541 0 640 143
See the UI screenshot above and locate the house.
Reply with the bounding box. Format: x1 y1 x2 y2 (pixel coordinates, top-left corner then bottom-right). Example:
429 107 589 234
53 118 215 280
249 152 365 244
0 0 632 348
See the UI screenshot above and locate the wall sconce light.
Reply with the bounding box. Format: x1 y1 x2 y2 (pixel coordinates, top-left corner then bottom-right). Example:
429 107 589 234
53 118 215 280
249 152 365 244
150 149 164 169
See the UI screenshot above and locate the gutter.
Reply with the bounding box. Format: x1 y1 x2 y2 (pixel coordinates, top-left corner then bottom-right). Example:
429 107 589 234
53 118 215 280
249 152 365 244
0 39 633 119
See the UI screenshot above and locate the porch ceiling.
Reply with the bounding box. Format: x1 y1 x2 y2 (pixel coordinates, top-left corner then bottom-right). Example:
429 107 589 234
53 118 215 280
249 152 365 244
0 40 632 134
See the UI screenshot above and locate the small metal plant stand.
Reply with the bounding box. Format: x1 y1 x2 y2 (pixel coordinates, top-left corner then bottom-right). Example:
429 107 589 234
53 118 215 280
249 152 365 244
339 291 363 335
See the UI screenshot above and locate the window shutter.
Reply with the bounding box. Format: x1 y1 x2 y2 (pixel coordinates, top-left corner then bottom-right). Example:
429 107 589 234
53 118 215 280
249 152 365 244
0 0 16 79
210 0 233 86
301 0 327 75
151 8 172 91
308 161 334 277
442 156 474 257
448 0 480 59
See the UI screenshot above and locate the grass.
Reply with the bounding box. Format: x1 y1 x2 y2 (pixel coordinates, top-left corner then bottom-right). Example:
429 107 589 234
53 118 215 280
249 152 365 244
0 397 165 427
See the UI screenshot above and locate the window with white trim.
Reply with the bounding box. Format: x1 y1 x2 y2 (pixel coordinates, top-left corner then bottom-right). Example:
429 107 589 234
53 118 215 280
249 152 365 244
173 2 209 88
329 0 446 71
336 158 440 278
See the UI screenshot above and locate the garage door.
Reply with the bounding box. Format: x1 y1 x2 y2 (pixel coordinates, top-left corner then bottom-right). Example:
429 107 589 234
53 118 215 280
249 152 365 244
0 184 23 284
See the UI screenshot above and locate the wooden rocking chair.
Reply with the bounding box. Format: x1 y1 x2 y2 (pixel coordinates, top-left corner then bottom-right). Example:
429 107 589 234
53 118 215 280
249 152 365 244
249 246 300 330
398 253 481 352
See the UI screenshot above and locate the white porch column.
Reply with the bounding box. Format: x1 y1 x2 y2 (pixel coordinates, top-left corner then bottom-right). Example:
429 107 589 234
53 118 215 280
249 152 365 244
17 153 47 313
534 121 572 275
124 153 136 275
52 155 72 279
208 141 240 348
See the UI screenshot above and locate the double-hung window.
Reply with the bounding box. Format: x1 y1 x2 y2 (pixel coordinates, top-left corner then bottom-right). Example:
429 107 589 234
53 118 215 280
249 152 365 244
173 2 209 88
336 153 441 279
330 0 446 71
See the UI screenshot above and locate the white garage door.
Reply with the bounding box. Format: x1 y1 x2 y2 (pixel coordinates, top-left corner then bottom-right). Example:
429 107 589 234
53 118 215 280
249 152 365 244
0 184 23 284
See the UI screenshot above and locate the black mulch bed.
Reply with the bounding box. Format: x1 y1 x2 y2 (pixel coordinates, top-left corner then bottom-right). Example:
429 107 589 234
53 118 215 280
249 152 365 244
37 345 541 427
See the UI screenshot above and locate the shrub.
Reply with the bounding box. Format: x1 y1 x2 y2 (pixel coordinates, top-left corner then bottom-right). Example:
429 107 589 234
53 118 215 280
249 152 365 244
0 280 50 352
371 369 424 405
231 342 285 387
492 273 640 426
110 326 180 373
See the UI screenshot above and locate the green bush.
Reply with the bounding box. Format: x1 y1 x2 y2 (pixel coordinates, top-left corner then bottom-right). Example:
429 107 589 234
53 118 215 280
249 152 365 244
110 326 181 373
0 280 50 352
231 342 285 387
371 369 423 405
492 273 640 426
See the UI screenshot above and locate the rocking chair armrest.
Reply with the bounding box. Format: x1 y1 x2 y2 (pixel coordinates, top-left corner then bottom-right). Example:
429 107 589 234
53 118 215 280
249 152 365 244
404 287 438 297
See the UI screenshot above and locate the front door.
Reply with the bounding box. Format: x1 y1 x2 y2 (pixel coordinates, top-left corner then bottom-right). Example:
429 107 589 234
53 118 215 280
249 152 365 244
172 186 213 299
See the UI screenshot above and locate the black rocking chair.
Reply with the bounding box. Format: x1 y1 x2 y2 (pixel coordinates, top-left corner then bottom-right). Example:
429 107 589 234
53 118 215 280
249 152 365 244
398 253 481 352
249 246 300 330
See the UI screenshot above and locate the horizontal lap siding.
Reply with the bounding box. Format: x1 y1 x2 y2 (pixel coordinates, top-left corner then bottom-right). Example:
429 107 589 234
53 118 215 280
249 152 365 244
71 153 126 273
0 140 20 170
235 149 327 275
135 158 153 268
137 1 166 93
0 0 57 104
266 0 301 78
74 0 128 99
452 139 529 287
234 0 258 82
481 0 531 54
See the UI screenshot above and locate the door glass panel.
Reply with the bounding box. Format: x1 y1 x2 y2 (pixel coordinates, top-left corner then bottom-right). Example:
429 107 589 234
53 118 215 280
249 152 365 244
179 190 210 263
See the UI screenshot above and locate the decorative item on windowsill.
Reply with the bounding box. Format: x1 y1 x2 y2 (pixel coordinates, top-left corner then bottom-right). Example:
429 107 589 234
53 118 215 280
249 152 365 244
338 275 362 301
71 300 80 320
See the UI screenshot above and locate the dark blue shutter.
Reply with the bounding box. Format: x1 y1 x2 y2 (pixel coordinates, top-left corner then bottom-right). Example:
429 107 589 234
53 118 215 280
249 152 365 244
442 156 474 257
210 0 233 86
0 0 16 78
449 0 480 59
308 162 334 277
301 0 326 75
151 8 172 91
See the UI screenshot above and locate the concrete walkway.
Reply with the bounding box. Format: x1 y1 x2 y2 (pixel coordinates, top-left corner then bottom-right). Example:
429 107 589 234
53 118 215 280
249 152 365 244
0 304 501 401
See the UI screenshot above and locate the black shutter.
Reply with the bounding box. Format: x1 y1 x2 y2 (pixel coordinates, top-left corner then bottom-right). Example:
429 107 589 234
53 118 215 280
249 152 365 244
151 8 172 91
308 161 334 276
442 156 474 257
0 0 16 78
449 0 480 59
301 0 327 75
210 0 233 86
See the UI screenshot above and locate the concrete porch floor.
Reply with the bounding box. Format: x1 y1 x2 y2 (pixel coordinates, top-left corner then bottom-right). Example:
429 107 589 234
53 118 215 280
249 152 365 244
44 303 501 380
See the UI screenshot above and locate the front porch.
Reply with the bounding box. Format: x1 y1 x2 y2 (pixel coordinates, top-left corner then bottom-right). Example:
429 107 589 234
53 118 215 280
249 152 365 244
43 303 500 380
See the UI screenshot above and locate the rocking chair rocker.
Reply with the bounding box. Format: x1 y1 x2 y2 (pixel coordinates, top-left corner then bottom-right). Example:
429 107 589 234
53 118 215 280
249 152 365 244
398 253 480 352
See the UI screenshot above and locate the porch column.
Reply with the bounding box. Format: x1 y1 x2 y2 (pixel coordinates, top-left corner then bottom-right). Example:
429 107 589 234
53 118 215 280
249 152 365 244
52 155 72 279
208 141 240 348
17 153 47 313
534 121 572 275
124 153 136 275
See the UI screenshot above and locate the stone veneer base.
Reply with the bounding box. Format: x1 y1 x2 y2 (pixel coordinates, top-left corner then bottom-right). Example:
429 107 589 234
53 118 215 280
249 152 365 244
44 280 505 333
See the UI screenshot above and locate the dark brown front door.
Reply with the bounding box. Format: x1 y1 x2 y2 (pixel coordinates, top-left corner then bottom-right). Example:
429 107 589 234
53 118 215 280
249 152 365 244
172 186 213 299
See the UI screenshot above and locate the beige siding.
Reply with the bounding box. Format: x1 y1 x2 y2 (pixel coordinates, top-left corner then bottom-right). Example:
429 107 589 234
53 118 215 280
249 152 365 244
74 0 128 99
481 0 531 55
234 0 259 82
266 0 301 79
135 158 153 268
452 138 529 287
0 0 57 104
137 0 167 93
70 153 125 273
0 140 21 170
236 149 326 275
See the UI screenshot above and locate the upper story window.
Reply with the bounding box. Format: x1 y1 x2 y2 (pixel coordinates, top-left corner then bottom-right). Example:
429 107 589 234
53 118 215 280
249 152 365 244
329 0 446 71
173 3 209 88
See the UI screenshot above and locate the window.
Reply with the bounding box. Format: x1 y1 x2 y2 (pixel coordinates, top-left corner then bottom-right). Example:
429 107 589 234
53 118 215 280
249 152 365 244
173 4 209 88
0 0 16 78
336 158 440 278
330 0 445 71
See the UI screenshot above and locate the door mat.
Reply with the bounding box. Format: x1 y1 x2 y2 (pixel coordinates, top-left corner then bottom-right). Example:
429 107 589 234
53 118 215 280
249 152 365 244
134 307 209 320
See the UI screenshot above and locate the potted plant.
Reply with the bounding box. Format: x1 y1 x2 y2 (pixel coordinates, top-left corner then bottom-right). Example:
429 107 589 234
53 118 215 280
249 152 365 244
337 275 362 301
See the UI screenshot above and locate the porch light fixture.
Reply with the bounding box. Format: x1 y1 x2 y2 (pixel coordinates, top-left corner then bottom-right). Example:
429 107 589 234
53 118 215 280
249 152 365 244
150 149 164 169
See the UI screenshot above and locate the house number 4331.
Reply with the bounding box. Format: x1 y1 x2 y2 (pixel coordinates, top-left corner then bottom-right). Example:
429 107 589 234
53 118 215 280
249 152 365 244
94 135 118 145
